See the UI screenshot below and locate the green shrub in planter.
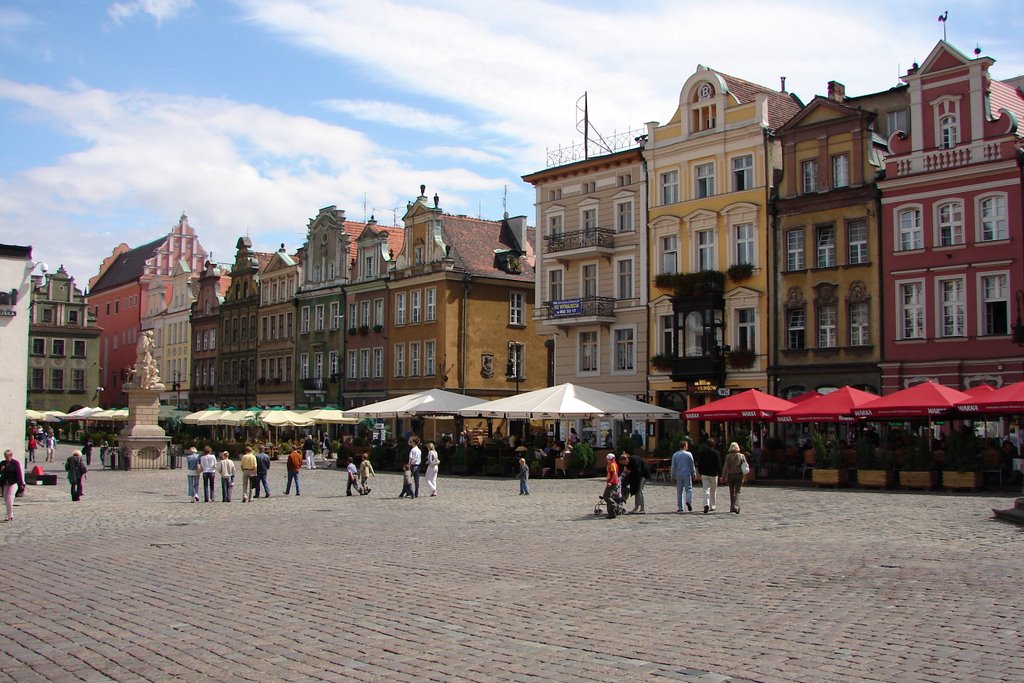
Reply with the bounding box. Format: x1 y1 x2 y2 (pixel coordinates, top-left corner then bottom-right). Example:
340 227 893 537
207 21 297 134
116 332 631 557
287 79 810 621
570 442 594 472
811 432 839 469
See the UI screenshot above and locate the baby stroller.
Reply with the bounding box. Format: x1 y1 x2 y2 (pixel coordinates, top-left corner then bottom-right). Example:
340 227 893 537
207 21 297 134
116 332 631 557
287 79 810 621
594 480 627 517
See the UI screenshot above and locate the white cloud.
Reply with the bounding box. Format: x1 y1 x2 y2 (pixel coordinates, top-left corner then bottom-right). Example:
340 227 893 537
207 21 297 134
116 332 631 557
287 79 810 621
320 99 464 134
108 0 194 25
422 146 504 165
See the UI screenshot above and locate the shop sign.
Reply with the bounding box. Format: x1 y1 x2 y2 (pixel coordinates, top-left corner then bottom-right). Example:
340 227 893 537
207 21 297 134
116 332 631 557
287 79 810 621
550 298 583 317
0 288 17 317
689 379 718 395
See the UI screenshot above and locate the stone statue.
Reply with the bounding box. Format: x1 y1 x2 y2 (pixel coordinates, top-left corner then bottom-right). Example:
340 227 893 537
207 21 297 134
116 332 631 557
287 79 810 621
131 330 161 389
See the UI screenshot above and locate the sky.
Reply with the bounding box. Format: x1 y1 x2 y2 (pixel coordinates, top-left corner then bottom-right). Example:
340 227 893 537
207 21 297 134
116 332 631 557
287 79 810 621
2 0 1023 285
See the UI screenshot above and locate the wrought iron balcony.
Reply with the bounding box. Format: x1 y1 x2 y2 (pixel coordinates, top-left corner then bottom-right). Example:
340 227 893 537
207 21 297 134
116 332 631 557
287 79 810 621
544 228 615 259
540 296 615 325
666 353 726 383
300 377 326 392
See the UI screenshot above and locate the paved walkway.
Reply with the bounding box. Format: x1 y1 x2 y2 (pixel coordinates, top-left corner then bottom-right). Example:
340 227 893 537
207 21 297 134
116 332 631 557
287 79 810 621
1 445 1020 682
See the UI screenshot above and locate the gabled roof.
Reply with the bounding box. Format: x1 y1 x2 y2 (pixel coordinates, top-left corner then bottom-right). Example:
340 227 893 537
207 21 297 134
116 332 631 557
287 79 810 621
775 95 875 135
90 236 165 294
441 215 534 281
719 72 804 129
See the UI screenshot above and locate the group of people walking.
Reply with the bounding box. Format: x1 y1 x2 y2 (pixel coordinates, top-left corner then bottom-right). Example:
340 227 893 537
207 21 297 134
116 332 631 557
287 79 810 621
401 437 440 498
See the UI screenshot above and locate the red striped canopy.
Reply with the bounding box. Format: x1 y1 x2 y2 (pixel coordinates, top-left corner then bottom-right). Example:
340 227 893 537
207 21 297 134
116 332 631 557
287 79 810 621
853 381 972 419
684 389 795 421
956 381 1024 414
774 386 879 423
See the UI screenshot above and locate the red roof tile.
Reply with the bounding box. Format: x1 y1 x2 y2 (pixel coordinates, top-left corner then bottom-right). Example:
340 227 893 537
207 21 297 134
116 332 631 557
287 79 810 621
440 215 534 281
990 80 1024 135
719 72 804 129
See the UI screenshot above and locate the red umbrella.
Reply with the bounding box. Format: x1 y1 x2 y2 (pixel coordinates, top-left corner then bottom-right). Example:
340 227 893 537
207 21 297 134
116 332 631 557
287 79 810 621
853 381 971 419
787 389 821 404
956 380 1024 414
963 384 995 396
775 386 878 423
684 389 795 421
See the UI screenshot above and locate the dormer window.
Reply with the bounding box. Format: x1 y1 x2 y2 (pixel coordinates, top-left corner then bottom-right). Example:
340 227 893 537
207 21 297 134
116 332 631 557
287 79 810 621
414 241 425 265
933 98 960 149
690 82 717 133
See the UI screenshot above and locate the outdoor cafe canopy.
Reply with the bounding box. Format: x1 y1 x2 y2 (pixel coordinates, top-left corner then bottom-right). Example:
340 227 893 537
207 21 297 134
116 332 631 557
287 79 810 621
345 388 484 418
683 389 794 421
853 381 971 419
956 380 1024 414
458 383 680 420
774 386 879 423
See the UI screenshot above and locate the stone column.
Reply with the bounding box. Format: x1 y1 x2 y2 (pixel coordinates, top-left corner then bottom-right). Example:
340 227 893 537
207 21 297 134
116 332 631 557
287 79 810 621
119 383 170 469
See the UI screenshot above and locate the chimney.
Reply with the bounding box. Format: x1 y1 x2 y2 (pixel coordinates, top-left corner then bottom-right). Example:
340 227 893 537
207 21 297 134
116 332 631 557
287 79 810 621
827 81 846 101
780 76 787 92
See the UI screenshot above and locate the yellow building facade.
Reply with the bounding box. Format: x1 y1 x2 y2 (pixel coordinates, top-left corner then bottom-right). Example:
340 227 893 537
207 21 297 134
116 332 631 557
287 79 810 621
643 66 802 430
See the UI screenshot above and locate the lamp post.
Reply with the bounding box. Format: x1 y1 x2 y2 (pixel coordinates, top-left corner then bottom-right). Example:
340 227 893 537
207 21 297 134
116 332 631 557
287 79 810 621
172 370 181 408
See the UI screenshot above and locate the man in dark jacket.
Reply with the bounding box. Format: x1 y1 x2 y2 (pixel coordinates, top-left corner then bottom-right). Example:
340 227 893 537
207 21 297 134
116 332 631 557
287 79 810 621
617 452 649 514
65 449 87 502
694 438 721 514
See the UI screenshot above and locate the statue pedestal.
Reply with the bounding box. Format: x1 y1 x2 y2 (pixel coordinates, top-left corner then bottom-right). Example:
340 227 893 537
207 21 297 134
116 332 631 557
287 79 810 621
119 384 170 469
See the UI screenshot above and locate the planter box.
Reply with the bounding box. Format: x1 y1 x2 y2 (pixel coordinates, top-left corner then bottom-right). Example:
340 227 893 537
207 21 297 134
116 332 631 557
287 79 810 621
858 469 894 489
942 470 982 491
900 470 939 490
811 468 848 487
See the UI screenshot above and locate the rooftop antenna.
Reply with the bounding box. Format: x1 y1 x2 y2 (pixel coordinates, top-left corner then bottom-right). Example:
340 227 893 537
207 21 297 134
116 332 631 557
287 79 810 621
503 185 508 217
938 10 948 42
576 91 614 160
363 192 367 223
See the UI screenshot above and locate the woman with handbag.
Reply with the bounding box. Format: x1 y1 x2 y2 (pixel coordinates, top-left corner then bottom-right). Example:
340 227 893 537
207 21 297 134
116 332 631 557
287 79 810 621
721 442 749 514
1 448 26 521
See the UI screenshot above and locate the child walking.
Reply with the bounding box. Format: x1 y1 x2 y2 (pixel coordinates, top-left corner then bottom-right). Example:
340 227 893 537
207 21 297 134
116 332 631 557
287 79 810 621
398 464 415 498
517 457 530 495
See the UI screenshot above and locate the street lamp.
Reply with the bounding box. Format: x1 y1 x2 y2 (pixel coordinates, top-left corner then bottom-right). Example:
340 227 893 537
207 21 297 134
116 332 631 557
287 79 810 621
172 370 181 407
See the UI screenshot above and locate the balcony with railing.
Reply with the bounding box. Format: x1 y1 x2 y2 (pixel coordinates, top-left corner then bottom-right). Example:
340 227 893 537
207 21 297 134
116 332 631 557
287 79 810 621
893 139 1006 177
652 351 727 383
544 228 615 261
539 296 615 326
300 377 326 393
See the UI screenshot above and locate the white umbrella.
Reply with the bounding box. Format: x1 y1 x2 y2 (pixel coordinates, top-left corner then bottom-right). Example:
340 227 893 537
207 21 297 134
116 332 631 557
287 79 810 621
262 410 314 428
26 409 44 421
458 383 680 420
91 408 129 421
181 408 221 425
41 410 67 422
65 406 104 420
300 406 360 424
345 389 483 418
197 409 234 426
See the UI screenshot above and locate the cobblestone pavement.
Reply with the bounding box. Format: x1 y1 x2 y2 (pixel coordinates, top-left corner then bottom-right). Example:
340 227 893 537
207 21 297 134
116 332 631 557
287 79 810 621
1 445 1021 682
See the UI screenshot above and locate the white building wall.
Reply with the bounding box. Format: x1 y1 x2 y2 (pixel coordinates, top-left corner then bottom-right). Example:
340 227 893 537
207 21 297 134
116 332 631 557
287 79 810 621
0 246 33 458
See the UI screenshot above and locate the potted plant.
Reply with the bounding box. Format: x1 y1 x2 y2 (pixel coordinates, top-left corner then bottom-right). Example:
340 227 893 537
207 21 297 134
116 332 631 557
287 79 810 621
810 432 847 486
570 441 595 476
348 326 358 336
727 262 755 282
372 324 383 333
856 439 893 488
727 348 756 370
942 430 982 491
899 433 939 490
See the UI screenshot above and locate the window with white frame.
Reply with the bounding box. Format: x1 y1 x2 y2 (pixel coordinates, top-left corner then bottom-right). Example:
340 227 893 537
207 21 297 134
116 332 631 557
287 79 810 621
616 259 633 300
548 214 563 238
299 353 309 379
734 223 754 265
548 188 562 201
581 207 598 234
736 308 755 351
425 288 436 321
802 159 818 193
329 302 341 331
314 352 323 378
507 342 525 378
373 348 384 378
414 243 424 265
660 235 678 274
832 154 849 189
979 195 1007 241
548 269 563 302
981 274 1009 335
847 219 868 264
394 343 405 377
616 200 633 233
660 314 673 355
886 109 909 136
816 225 836 268
684 311 704 357
50 368 63 390
582 264 598 298
315 304 325 331
936 99 959 148
578 331 598 372
786 229 805 270
897 208 923 251
300 306 310 333
732 155 753 192
936 201 964 246
411 290 421 323
695 163 715 198
347 350 357 380
898 281 925 339
660 171 679 205
395 292 406 325
409 342 420 376
849 302 869 346
509 291 525 325
329 351 338 378
613 328 635 371
372 298 383 326
359 349 370 379
360 300 370 327
360 247 377 279
424 340 435 376
939 278 965 337
696 229 716 271
787 308 806 350
348 303 357 328
817 305 837 348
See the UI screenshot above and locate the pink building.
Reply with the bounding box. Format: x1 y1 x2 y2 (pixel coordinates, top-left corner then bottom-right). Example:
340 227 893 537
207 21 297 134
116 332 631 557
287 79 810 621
878 41 1024 391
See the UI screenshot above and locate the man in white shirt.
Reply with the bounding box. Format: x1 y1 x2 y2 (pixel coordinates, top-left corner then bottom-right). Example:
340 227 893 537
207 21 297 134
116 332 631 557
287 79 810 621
198 447 218 502
408 437 422 498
